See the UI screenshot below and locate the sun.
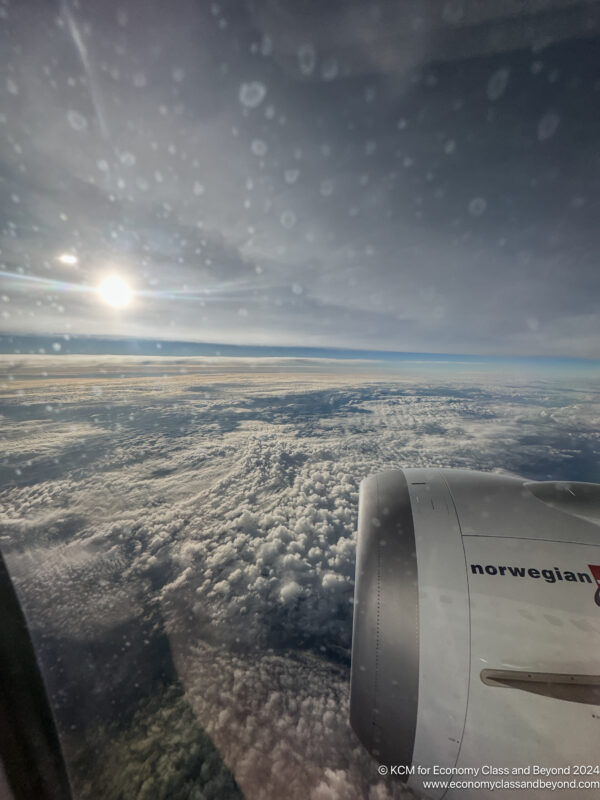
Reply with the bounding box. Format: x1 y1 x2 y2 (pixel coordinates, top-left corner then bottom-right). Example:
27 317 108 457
98 275 132 308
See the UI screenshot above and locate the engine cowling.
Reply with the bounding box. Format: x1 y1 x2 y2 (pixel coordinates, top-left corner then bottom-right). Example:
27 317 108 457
350 469 600 799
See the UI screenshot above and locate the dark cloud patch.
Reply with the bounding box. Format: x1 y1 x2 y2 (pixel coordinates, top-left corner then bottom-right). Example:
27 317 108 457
67 684 244 800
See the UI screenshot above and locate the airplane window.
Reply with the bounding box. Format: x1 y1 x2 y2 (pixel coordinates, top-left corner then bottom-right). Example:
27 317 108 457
0 2 599 799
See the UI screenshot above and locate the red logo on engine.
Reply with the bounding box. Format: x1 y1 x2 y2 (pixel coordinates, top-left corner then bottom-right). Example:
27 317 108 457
589 565 600 607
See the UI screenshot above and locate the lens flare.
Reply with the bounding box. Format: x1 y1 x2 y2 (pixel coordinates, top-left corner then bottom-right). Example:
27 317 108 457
57 253 78 266
98 276 132 308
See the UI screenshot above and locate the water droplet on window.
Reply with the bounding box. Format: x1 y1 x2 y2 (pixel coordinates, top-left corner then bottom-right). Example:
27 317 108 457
120 151 136 167
486 67 510 101
321 57 338 81
468 197 487 216
67 110 88 132
537 111 559 141
239 81 267 109
251 139 267 157
444 139 456 154
298 44 316 76
280 210 296 229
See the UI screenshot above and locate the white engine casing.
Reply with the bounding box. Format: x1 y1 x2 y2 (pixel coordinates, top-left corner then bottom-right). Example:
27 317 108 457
350 469 600 799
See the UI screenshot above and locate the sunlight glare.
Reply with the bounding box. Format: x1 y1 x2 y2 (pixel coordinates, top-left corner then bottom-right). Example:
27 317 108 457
98 275 132 308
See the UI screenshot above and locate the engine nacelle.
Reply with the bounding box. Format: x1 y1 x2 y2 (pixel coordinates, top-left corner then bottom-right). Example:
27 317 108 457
350 469 600 799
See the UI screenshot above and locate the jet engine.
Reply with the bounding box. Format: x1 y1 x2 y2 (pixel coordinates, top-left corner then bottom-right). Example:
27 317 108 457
350 469 600 799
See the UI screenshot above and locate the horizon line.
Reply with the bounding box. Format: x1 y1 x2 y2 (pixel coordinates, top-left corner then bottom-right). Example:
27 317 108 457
1 333 599 366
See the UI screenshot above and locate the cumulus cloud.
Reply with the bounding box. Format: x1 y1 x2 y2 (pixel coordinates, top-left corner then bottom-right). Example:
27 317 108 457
1 356 599 798
170 640 405 800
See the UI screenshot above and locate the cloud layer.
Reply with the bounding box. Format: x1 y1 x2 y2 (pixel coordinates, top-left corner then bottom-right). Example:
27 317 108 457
1 357 599 798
